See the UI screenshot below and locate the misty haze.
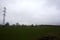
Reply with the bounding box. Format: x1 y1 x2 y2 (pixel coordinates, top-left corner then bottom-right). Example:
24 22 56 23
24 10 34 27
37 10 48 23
0 0 60 40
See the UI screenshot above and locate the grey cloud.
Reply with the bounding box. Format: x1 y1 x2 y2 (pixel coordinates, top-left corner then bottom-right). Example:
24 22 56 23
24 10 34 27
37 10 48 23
0 0 60 25
46 0 60 10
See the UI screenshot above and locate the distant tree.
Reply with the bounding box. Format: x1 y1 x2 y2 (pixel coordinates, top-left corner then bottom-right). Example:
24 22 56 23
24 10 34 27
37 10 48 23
16 23 20 26
12 24 16 27
22 24 26 27
5 22 9 26
31 24 34 27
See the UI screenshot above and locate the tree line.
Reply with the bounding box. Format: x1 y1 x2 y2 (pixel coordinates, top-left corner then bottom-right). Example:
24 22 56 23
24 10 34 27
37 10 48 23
0 22 60 28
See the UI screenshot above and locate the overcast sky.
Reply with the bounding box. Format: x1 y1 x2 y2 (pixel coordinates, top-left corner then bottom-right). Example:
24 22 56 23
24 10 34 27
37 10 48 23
0 0 60 25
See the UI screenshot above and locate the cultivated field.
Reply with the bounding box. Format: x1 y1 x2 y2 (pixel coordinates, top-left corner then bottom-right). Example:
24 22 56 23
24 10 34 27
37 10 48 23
0 26 60 40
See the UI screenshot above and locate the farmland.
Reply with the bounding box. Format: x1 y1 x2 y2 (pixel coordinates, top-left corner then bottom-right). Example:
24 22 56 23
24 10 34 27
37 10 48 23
0 25 60 40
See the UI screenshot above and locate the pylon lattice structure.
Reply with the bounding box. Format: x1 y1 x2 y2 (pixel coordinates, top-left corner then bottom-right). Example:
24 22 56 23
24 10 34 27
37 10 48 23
3 7 6 25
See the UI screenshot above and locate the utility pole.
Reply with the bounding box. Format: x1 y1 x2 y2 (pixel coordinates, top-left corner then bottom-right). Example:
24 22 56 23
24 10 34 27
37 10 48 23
3 7 6 25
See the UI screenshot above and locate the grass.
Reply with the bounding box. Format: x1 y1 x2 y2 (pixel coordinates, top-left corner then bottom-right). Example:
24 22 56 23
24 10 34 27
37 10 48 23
0 27 60 40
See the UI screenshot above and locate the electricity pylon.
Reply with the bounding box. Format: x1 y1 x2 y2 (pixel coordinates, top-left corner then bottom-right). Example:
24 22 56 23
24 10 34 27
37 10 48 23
3 7 6 25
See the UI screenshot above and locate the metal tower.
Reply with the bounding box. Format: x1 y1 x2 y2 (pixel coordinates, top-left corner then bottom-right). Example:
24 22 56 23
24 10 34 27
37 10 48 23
3 7 6 25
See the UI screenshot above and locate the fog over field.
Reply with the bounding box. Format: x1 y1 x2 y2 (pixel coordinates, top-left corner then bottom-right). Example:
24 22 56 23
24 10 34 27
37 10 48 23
0 0 60 25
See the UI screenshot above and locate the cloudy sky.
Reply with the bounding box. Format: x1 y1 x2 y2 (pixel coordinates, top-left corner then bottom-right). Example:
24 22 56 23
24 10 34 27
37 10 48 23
0 0 60 25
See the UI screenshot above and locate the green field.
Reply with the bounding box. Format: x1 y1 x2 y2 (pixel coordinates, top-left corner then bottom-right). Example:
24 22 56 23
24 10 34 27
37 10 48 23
0 27 60 40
